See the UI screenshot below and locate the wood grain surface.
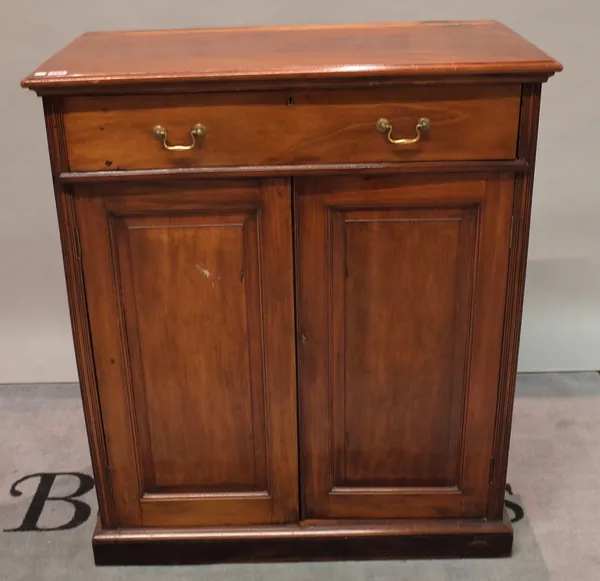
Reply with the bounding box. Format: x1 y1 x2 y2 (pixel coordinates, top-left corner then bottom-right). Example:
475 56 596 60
295 173 514 520
22 21 561 92
488 83 544 519
74 179 299 528
92 511 513 564
27 20 561 561
43 99 116 527
62 85 520 171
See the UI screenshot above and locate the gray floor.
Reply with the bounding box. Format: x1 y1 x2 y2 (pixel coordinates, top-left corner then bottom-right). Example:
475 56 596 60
1 372 599 580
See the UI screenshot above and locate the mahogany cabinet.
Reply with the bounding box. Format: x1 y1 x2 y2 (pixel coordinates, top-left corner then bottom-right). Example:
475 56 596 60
22 21 561 564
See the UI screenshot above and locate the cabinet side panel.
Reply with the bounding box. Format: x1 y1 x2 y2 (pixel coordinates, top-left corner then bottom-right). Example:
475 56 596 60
42 97 115 526
489 84 542 518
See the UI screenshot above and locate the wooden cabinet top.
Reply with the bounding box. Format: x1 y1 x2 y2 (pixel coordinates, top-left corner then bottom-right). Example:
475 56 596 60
22 21 561 94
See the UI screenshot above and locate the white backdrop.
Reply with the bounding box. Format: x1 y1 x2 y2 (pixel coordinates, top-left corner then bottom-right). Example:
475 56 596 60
0 1 597 383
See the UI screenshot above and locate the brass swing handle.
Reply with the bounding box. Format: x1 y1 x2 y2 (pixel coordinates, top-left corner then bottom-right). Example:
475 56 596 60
152 123 207 151
376 117 431 145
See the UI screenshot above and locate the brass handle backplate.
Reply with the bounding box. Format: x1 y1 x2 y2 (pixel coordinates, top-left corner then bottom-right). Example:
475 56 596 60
376 117 431 145
152 123 206 151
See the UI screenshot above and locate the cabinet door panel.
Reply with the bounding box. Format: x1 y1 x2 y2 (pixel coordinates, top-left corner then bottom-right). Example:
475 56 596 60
337 207 474 488
118 211 267 492
296 174 513 519
75 179 298 527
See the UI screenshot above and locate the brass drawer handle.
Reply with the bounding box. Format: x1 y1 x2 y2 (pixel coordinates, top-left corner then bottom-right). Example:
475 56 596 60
376 117 431 145
152 123 206 151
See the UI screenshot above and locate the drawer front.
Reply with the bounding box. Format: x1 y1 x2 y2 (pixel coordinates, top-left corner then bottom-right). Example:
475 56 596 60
63 85 521 171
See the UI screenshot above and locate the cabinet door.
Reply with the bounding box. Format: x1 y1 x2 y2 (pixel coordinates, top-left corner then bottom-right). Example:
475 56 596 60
295 174 513 519
75 179 298 527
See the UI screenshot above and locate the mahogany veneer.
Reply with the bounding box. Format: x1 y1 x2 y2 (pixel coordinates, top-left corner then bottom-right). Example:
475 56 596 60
22 21 561 565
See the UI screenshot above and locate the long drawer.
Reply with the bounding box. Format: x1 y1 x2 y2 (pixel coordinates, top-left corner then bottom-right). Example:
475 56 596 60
63 85 521 171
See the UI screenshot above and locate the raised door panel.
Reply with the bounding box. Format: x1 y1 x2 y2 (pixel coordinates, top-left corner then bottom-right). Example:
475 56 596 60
295 174 514 519
118 211 268 493
75 179 298 527
336 206 473 489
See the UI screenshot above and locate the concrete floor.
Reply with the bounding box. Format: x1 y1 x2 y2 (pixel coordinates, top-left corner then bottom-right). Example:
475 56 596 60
1 372 599 580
